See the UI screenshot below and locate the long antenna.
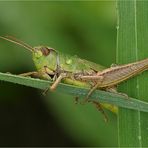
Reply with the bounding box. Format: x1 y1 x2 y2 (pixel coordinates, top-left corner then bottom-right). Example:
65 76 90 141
0 36 34 52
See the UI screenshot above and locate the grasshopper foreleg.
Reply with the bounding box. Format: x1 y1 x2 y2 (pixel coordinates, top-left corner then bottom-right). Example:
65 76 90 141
19 71 39 77
19 70 52 80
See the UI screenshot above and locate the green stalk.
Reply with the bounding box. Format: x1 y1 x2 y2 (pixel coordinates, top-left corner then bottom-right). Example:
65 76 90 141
117 0 148 147
0 72 148 113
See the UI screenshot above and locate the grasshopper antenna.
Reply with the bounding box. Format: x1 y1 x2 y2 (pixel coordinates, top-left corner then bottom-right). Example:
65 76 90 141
0 36 34 52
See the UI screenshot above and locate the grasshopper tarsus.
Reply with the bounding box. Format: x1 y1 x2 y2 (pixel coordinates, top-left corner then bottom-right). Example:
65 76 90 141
74 96 79 104
42 87 50 96
106 87 129 100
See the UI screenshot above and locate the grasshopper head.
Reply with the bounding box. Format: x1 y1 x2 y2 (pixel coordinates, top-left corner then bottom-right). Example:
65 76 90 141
0 36 58 76
33 46 58 75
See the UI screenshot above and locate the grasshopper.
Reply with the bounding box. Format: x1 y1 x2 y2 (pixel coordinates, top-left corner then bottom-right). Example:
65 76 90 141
0 36 148 121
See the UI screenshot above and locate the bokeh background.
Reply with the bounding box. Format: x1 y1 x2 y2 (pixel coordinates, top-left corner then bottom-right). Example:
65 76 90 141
0 1 117 147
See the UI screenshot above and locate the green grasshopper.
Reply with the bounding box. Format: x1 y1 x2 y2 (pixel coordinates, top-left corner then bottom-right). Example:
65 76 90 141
0 36 148 121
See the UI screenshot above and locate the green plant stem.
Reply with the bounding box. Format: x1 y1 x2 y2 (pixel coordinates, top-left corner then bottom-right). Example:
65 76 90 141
0 72 148 113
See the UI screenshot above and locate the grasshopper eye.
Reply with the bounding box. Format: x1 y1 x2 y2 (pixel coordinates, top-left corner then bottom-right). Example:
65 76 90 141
41 47 51 56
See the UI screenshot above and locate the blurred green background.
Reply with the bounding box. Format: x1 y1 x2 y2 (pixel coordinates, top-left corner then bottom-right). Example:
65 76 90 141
0 1 117 147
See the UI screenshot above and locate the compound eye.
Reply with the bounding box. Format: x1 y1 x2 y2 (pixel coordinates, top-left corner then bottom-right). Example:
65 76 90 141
41 47 51 56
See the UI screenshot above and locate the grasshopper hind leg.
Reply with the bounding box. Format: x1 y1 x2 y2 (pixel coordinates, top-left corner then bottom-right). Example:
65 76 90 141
81 84 108 122
82 82 100 104
79 76 108 121
74 95 108 122
90 100 108 122
85 84 109 122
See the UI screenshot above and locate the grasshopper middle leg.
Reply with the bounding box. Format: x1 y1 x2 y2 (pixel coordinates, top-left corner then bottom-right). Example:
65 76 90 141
42 72 69 95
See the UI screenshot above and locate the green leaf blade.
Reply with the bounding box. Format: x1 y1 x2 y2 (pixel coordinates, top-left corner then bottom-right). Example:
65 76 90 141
136 1 148 146
117 0 148 147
